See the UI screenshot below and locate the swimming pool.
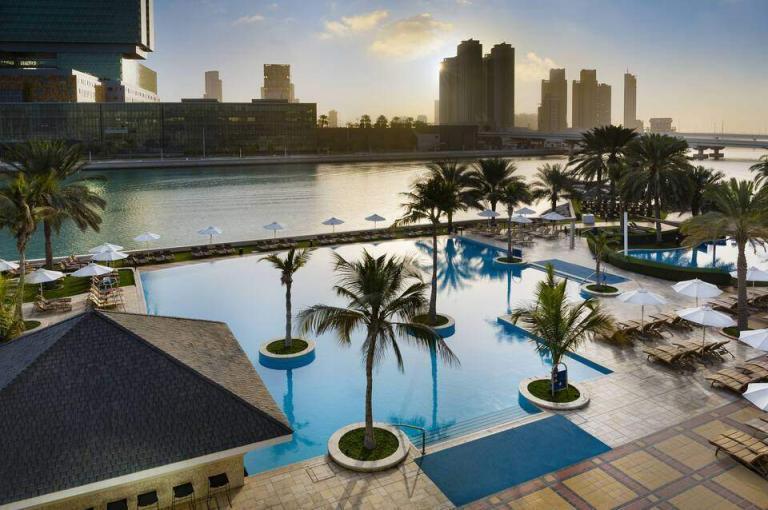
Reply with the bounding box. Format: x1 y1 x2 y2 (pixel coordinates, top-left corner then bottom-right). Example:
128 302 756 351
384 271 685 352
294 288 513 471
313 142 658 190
627 239 768 271
141 237 610 474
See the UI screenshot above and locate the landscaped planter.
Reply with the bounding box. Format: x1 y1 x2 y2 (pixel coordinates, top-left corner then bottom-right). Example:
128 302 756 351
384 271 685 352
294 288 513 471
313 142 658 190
328 422 410 472
259 338 316 369
579 283 621 297
412 313 456 338
518 377 590 411
494 256 527 267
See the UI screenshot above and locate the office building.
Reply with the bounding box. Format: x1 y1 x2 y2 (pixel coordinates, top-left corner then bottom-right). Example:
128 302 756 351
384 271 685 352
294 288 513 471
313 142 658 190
514 113 538 130
572 70 611 129
204 71 223 102
537 68 567 132
649 117 674 133
417 114 428 124
261 64 295 102
434 100 440 125
623 72 641 130
0 0 158 102
328 110 338 128
483 43 515 129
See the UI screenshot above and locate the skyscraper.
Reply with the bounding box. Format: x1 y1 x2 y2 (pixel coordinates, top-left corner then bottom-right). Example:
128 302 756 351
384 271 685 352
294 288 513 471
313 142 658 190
483 43 515 129
434 100 440 125
623 72 640 130
261 64 295 102
538 68 567 132
597 83 611 127
204 71 222 102
572 70 611 129
328 110 338 128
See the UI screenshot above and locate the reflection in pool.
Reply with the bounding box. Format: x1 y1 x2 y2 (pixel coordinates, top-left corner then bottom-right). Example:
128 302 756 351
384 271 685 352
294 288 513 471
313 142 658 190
627 239 768 272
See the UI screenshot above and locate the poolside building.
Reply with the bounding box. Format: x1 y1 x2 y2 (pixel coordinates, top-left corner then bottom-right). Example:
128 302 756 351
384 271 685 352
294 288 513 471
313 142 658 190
0 311 292 510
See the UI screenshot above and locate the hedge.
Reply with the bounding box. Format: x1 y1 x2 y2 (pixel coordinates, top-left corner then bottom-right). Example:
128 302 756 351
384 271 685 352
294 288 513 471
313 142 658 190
586 236 732 285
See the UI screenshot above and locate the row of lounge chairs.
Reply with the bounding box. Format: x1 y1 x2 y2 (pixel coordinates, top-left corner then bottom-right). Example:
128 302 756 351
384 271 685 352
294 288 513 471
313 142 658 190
705 359 768 393
191 244 236 258
644 339 733 368
609 313 694 342
34 296 72 313
87 285 123 310
126 250 176 265
708 288 768 314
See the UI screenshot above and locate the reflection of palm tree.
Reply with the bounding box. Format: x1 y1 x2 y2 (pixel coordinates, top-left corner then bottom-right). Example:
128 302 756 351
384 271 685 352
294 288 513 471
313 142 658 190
415 238 476 292
269 369 316 461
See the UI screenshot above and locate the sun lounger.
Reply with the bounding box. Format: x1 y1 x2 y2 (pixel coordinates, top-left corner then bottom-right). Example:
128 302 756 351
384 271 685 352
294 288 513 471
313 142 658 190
649 313 694 331
746 414 768 435
643 346 695 368
705 367 760 393
34 299 72 313
710 430 768 477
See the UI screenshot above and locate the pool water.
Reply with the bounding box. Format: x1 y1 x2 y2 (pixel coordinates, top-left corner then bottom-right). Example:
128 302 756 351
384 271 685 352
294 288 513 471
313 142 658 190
627 239 768 271
141 237 610 474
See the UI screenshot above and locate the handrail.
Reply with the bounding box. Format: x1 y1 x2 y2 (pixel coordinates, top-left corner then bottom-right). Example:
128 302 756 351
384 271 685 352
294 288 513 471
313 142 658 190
391 423 426 455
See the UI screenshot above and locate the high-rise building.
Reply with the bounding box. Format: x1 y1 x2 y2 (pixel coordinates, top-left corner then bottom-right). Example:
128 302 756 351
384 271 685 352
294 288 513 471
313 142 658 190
417 114 428 124
537 68 567 132
0 0 158 102
623 72 640 130
261 64 295 102
434 100 440 125
204 71 223 102
439 39 515 128
649 117 674 133
328 110 338 128
572 70 611 129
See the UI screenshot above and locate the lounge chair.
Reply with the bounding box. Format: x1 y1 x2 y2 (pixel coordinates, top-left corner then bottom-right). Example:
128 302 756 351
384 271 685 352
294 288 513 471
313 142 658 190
710 430 768 477
705 368 759 393
643 346 695 368
745 414 768 435
34 299 72 313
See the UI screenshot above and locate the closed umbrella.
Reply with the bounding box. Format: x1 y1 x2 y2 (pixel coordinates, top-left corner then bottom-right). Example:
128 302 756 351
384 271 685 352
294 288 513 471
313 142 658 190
89 243 124 254
134 231 161 249
72 263 113 277
27 268 66 296
739 329 768 351
264 221 284 238
744 383 768 411
672 278 722 306
0 259 19 272
322 217 344 233
197 226 222 245
619 288 667 326
730 266 768 286
365 214 386 228
677 305 735 345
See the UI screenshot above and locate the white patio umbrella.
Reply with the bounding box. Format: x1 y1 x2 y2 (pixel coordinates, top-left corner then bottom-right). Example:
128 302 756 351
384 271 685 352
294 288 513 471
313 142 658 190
540 211 568 221
0 259 19 272
743 383 768 411
91 247 128 265
72 262 113 278
134 231 161 249
730 266 768 286
509 215 533 225
677 305 735 345
322 217 345 233
197 226 222 244
739 329 768 352
672 278 722 306
27 268 66 296
618 288 667 326
478 208 501 219
365 214 386 228
89 242 124 254
263 221 284 238
515 207 536 216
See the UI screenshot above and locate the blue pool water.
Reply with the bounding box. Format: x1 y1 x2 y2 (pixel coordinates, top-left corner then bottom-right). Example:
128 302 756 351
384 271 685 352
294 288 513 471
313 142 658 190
627 239 768 272
141 237 610 474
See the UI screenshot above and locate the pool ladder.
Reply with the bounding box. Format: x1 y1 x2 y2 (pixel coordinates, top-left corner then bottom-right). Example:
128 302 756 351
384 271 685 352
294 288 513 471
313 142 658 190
391 423 426 455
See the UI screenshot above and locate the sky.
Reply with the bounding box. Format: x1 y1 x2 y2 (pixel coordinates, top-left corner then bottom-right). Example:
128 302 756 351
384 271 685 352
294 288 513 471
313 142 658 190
150 0 768 133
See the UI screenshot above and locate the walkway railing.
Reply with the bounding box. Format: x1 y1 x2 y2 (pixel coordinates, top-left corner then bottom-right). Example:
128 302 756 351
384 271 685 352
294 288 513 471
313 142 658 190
391 423 426 455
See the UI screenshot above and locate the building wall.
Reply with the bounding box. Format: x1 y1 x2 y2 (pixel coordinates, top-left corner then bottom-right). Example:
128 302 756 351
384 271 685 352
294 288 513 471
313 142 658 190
204 71 223 102
623 73 637 129
538 68 567 132
597 83 611 127
456 39 484 125
572 69 610 129
261 64 294 102
31 454 244 510
484 43 514 129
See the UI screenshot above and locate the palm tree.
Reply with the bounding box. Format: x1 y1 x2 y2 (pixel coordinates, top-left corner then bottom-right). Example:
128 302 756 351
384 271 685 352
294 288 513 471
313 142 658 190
317 115 329 128
427 160 475 233
588 231 612 288
624 134 692 243
394 177 450 324
681 179 768 330
509 265 613 396
499 180 532 261
471 158 520 214
0 274 24 341
687 166 724 216
530 163 577 212
298 250 457 450
2 140 106 269
750 154 768 178
261 248 313 349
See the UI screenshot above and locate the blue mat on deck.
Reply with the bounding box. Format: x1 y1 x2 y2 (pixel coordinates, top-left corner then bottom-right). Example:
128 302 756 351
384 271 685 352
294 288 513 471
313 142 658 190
417 415 610 506
532 258 628 284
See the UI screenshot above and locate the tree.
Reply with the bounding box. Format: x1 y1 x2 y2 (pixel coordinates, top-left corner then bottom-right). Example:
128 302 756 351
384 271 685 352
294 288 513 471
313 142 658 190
374 115 388 129
681 179 768 330
261 248 313 349
359 114 372 129
509 265 613 396
426 160 475 233
317 115 329 128
750 154 768 179
499 180 532 261
624 134 691 242
395 177 450 324
470 158 522 214
298 250 457 449
687 166 724 216
0 274 23 341
530 163 577 213
588 231 612 287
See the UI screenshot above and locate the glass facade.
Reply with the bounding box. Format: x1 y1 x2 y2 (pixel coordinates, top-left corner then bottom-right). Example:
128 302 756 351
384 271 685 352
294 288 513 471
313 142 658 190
0 102 317 155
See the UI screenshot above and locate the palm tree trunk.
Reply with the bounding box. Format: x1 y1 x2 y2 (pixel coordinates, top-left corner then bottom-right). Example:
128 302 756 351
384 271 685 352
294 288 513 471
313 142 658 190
429 224 438 323
550 364 558 397
284 279 292 348
43 220 54 269
490 199 497 226
737 240 748 330
16 242 26 322
364 330 377 450
653 194 662 243
507 214 513 260
551 194 557 213
447 211 453 234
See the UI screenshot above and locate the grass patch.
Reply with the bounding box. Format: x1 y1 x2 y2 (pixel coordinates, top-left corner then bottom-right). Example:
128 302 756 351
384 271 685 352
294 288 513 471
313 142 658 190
528 379 581 403
265 338 309 355
338 427 399 461
23 320 41 331
412 313 450 327
586 284 618 293
496 256 523 264
722 326 751 337
21 269 135 302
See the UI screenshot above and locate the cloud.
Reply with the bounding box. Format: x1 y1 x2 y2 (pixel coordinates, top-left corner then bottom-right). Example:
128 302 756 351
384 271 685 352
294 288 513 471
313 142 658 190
369 14 453 59
233 14 265 25
320 10 389 38
456 0 473 4
516 52 559 81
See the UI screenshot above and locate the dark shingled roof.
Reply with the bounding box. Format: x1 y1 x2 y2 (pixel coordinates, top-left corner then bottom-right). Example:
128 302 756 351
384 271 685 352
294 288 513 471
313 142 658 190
0 311 291 506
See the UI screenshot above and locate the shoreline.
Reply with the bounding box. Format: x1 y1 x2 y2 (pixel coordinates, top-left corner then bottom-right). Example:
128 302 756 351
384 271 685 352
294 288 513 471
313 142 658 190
82 148 568 171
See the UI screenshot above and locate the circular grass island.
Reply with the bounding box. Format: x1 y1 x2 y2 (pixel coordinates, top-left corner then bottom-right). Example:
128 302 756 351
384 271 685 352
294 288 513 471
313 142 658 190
494 255 526 266
328 422 409 472
580 283 620 297
721 326 750 339
518 377 590 410
259 337 316 368
265 338 309 355
412 313 456 337
23 320 41 331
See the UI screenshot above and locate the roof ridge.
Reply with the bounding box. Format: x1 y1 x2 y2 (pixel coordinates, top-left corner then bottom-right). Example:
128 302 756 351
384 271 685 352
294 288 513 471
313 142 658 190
99 310 229 327
94 312 291 434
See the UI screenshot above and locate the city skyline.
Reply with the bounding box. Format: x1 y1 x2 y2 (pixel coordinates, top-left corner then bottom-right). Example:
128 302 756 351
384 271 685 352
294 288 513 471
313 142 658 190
149 0 767 133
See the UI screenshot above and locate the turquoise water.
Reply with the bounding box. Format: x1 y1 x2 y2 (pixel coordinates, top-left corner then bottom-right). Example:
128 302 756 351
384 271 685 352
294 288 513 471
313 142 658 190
141 237 609 474
627 239 768 271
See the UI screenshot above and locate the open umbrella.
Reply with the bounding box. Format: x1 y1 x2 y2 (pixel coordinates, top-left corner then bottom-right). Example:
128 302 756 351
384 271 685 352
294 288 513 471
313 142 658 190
72 262 113 278
197 226 222 245
365 214 386 228
26 268 66 296
321 217 344 233
91 247 128 266
134 231 161 249
672 278 722 306
739 329 768 352
478 208 500 219
509 215 532 225
677 305 735 345
619 288 667 326
264 221 284 238
744 383 768 411
89 243 124 254
730 266 768 286
515 207 536 216
0 259 19 272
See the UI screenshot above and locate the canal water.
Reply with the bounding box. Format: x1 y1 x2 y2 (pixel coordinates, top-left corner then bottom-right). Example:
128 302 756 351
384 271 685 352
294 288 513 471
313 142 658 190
0 148 762 260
